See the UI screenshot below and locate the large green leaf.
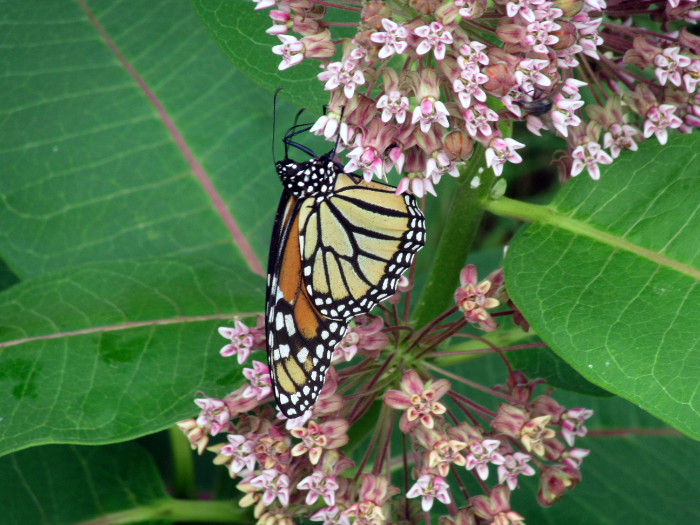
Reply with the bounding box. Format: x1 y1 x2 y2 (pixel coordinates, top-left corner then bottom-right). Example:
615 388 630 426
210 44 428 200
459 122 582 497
0 443 168 525
493 133 700 440
0 443 246 525
0 257 264 457
190 0 343 112
0 0 307 279
513 435 700 524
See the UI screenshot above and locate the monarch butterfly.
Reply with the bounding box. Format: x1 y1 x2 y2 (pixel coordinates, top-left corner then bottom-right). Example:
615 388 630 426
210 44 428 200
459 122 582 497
266 94 426 418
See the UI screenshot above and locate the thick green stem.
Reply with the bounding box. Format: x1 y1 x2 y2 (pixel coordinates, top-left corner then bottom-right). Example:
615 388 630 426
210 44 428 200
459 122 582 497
411 147 494 328
169 425 196 499
75 499 247 525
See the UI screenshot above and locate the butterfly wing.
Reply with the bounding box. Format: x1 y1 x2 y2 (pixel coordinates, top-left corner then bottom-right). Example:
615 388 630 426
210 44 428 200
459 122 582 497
266 191 347 418
299 172 426 320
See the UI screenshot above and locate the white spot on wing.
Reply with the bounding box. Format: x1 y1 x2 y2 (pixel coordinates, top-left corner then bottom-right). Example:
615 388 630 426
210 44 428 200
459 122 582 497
298 347 309 363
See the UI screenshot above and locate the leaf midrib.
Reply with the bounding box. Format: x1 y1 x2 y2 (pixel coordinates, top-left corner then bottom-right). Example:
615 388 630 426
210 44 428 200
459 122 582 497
485 197 700 280
0 313 259 348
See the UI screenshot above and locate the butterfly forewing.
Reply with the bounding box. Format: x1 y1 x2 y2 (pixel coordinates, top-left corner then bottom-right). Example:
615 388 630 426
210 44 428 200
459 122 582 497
299 172 426 321
267 149 425 419
266 193 347 417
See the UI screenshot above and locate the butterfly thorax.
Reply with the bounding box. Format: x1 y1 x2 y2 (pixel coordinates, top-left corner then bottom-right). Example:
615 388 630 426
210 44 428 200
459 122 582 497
276 155 339 198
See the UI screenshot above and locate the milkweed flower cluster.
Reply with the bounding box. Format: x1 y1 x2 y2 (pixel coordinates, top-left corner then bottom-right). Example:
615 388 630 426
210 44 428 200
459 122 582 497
180 267 593 525
252 0 700 193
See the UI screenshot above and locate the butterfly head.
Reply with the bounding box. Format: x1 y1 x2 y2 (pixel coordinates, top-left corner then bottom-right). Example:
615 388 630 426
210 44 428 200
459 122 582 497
276 155 340 198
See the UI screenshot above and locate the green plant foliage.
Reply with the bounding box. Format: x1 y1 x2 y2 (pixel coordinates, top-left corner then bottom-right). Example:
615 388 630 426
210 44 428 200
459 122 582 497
0 258 263 457
0 0 303 279
191 0 329 111
0 443 168 525
504 133 700 440
508 346 614 397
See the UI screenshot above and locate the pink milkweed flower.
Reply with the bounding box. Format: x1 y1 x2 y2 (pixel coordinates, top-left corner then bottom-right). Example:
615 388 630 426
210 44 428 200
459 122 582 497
557 44 583 69
570 141 613 180
455 265 502 331
195 396 231 436
458 41 490 70
537 464 581 507
515 58 553 88
376 90 410 124
370 18 409 59
562 448 590 469
406 475 451 511
343 474 399 525
485 137 525 176
318 60 366 99
465 439 506 480
643 104 683 145
506 0 546 23
534 1 564 20
242 361 272 400
453 68 489 109
497 452 536 490
426 151 463 183
220 434 257 474
266 9 291 35
463 103 499 137
414 21 453 61
561 408 594 446
345 118 397 182
471 485 525 525
396 173 437 198
297 471 340 506
551 96 584 138
311 506 352 525
524 20 561 54
291 419 350 464
412 98 450 133
521 415 557 456
272 34 304 70
572 13 603 60
423 434 467 477
603 123 638 158
654 47 691 87
384 369 450 432
335 315 389 362
250 469 291 507
218 316 264 363
683 59 700 93
176 418 210 455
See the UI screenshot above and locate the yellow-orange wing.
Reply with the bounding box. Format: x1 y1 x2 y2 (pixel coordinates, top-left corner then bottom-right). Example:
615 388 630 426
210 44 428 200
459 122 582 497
298 172 425 321
265 192 347 417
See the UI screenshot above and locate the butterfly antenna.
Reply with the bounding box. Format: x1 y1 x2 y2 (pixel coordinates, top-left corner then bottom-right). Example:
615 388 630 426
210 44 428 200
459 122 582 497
330 105 346 159
285 107 306 159
273 87 283 164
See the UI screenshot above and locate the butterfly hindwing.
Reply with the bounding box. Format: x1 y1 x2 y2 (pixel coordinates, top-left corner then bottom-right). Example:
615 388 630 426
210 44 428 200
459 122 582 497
266 194 347 417
299 172 426 321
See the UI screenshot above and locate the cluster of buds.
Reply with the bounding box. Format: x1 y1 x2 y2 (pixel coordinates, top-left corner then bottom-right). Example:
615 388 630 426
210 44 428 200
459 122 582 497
255 0 700 193
181 269 593 525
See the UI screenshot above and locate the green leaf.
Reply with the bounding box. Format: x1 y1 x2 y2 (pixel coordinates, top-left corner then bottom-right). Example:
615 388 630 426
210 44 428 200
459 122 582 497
0 257 264 457
490 133 700 440
0 443 167 525
513 435 700 524
0 0 307 279
0 443 246 524
191 0 330 111
507 346 614 397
